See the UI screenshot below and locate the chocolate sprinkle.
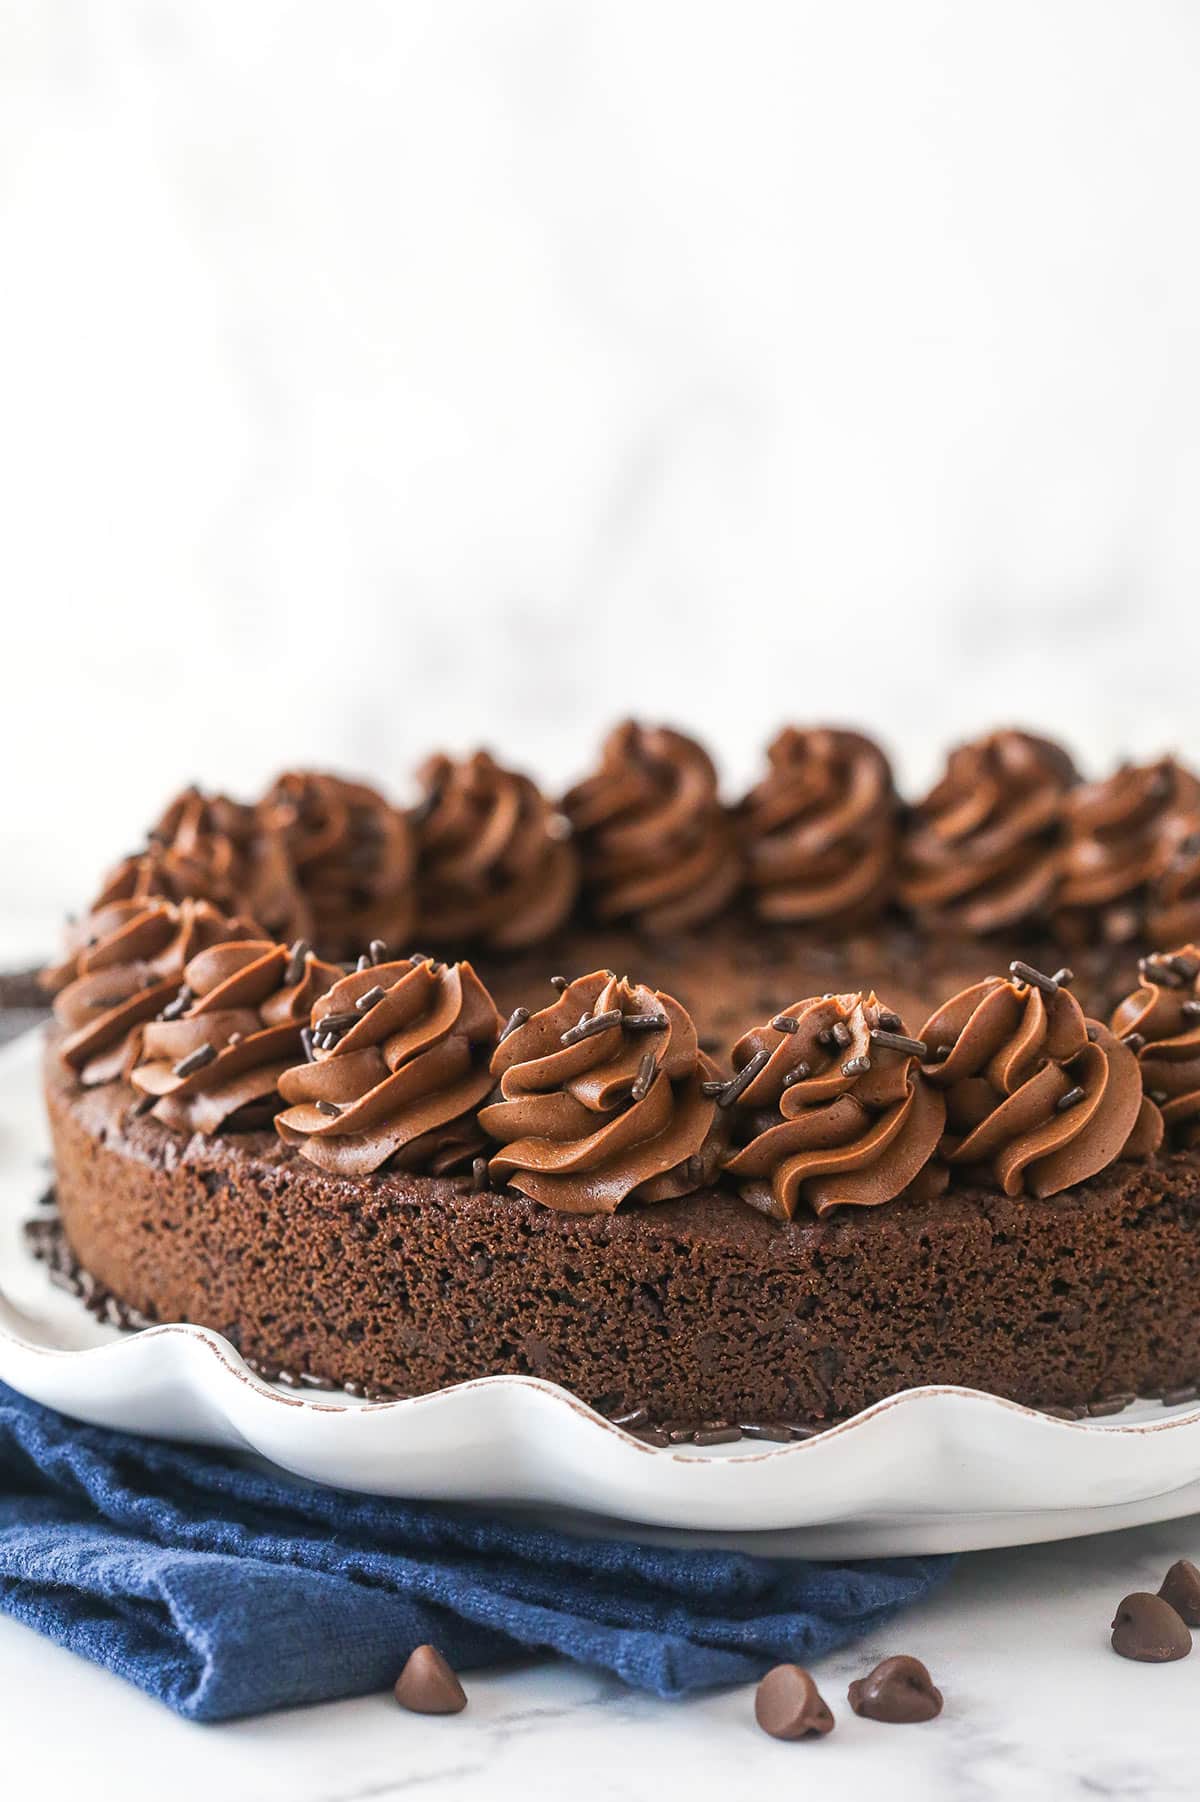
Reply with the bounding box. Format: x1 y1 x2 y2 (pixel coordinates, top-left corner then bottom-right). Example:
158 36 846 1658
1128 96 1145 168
315 1099 342 1118
770 1014 799 1034
841 1055 872 1077
622 1011 669 1032
549 974 569 991
356 954 372 972
630 1051 658 1102
172 1042 216 1078
870 1028 927 1057
1122 1031 1147 1053
560 1008 623 1046
161 986 193 1022
781 1061 811 1086
285 940 311 985
1010 960 1062 995
471 1155 489 1193
498 1006 530 1044
354 985 387 1012
317 1010 360 1035
1056 1085 1087 1112
1141 955 1185 988
300 1027 316 1063
717 1047 772 1107
1182 1000 1200 1019
368 939 388 965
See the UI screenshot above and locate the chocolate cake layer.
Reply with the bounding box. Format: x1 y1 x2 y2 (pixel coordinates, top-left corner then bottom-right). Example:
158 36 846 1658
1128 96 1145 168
46 1043 1200 1421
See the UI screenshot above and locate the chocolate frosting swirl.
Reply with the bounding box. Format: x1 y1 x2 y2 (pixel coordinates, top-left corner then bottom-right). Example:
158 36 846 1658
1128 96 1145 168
276 957 501 1176
722 993 945 1219
261 771 416 958
562 723 743 933
414 750 579 950
1111 947 1200 1146
51 899 260 1087
920 969 1161 1197
900 730 1077 933
740 728 896 925
1148 831 1200 950
479 970 723 1213
131 939 343 1134
1057 759 1200 944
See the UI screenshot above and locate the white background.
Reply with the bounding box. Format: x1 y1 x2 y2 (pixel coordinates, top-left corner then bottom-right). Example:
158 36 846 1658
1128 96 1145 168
4 1 1200 955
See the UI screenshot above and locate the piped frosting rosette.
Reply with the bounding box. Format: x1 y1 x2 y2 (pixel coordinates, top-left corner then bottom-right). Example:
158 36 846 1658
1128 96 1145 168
740 728 896 925
920 961 1162 1197
899 729 1076 933
51 898 260 1087
413 750 578 950
721 993 945 1220
1111 946 1200 1146
131 939 343 1133
275 954 501 1176
562 723 743 932
261 771 416 957
479 970 724 1213
1056 757 1200 944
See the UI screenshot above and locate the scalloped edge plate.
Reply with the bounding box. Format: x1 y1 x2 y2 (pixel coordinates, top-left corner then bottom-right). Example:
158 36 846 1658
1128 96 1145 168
5 1028 1200 1556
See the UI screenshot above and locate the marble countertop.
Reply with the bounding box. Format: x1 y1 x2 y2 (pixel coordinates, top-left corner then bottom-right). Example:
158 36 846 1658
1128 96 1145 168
6 1515 1198 1801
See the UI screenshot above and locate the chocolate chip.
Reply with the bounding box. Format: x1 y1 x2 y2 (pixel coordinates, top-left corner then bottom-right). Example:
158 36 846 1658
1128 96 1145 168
848 1656 943 1723
754 1664 835 1740
1111 1592 1192 1662
394 1644 468 1714
1158 1560 1200 1627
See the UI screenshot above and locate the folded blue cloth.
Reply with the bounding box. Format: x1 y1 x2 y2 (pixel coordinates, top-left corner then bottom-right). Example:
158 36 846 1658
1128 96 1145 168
0 1381 952 1720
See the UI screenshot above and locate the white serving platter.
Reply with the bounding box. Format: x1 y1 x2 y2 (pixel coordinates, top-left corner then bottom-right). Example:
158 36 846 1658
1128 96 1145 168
4 1027 1200 1557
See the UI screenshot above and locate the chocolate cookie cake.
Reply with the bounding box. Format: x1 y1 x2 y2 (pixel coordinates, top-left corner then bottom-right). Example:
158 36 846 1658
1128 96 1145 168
37 724 1200 1434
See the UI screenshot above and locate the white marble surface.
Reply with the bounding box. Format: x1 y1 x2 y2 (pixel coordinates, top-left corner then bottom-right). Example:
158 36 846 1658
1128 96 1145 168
4 1516 1200 1801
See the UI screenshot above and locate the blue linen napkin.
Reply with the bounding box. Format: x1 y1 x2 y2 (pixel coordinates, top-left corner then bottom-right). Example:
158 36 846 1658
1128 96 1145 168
0 1381 952 1721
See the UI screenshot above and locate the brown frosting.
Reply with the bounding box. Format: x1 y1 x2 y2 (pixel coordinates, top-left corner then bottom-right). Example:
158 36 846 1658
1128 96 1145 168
740 727 896 925
51 899 260 1087
562 723 743 933
1110 946 1200 1147
479 970 724 1213
920 965 1161 1197
413 750 579 950
1056 758 1200 944
276 956 500 1176
721 993 945 1219
131 939 343 1134
260 771 415 957
900 730 1077 933
1148 830 1200 949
